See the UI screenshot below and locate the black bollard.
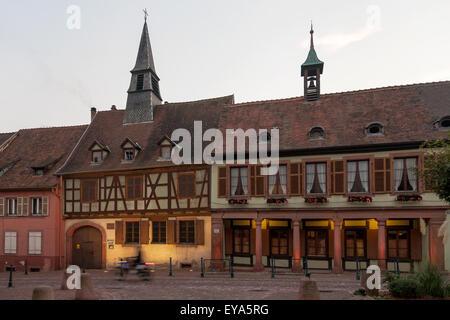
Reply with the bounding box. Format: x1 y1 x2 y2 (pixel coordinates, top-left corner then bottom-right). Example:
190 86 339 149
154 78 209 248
271 257 275 278
229 259 234 278
355 258 360 281
200 258 204 278
24 260 28 275
169 257 172 277
8 265 14 288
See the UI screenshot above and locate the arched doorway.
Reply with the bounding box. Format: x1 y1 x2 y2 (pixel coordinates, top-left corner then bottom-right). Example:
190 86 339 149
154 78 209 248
72 226 102 269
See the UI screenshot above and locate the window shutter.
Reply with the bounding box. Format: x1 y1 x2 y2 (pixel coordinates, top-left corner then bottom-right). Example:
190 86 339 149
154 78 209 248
167 219 176 244
139 220 149 244
423 156 435 192
218 167 228 197
331 160 345 194
410 229 422 261
0 198 4 216
289 163 303 196
42 197 49 216
374 158 391 193
250 165 265 197
17 197 23 216
115 221 124 244
22 198 29 216
195 219 205 245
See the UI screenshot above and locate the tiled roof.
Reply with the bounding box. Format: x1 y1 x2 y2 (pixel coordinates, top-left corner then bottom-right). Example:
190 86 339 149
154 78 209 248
0 125 88 189
57 95 235 174
0 132 16 150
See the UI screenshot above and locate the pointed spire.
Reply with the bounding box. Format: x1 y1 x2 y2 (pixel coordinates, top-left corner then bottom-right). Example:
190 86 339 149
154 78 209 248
301 22 324 75
131 19 156 73
310 21 314 50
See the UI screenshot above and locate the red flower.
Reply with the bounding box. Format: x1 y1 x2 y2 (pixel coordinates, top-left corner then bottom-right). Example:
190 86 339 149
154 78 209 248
418 197 422 201
322 199 326 203
230 200 234 204
410 197 414 201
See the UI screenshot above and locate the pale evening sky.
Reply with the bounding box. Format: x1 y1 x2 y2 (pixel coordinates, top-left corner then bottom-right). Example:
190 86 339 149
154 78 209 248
0 0 449 132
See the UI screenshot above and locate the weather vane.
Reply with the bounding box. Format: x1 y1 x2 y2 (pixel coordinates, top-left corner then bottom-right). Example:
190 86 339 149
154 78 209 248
143 9 149 22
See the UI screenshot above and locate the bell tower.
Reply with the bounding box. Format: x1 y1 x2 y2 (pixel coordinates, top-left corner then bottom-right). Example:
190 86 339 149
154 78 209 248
301 24 324 101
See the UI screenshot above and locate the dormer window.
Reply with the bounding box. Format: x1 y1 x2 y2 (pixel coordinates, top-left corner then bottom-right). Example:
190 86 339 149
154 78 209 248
92 151 103 163
158 136 175 162
136 74 144 91
124 149 134 161
161 146 171 160
434 116 450 130
308 127 325 140
120 138 142 163
33 168 45 176
365 122 384 136
89 140 110 165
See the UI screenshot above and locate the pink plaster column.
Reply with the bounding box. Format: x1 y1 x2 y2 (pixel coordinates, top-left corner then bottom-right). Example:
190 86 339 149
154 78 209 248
333 219 343 273
377 219 387 271
292 219 302 272
429 218 445 271
253 218 264 271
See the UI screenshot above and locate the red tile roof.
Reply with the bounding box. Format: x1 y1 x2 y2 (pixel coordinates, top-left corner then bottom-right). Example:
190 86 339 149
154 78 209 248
0 125 88 190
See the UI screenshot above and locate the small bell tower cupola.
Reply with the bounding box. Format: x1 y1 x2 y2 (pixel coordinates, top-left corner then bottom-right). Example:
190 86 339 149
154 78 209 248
301 23 324 101
124 10 162 124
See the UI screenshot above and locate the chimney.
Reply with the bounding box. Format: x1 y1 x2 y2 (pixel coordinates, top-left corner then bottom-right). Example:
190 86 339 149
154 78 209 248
90 107 97 122
111 105 117 110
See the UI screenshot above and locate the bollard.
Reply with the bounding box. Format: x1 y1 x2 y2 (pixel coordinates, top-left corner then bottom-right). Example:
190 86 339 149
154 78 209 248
25 260 28 275
32 286 55 300
298 279 320 300
303 257 309 276
229 259 234 278
169 257 172 277
200 258 204 278
355 259 360 281
395 258 400 276
120 262 124 278
271 257 275 279
8 266 13 288
75 273 98 300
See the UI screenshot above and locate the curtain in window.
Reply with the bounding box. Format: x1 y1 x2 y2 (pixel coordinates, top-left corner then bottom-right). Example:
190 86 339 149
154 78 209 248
406 158 417 191
317 163 326 193
347 161 357 192
231 168 239 195
394 159 404 191
306 164 315 193
240 167 248 195
359 161 369 192
268 173 276 195
279 165 287 194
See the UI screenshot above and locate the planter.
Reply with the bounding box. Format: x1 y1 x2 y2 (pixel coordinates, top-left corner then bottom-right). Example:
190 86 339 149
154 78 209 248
348 196 372 203
267 198 288 204
305 196 327 204
228 199 248 205
396 195 422 202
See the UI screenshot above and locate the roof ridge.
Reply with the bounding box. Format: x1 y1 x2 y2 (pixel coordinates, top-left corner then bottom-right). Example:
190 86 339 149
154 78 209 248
164 94 235 106
18 124 88 132
228 80 450 107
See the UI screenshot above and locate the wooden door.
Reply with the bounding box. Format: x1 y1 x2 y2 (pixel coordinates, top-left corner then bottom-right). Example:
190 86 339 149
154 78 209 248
72 226 102 269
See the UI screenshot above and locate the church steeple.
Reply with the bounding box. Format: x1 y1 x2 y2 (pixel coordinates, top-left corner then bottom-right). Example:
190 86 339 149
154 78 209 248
301 23 324 101
124 12 162 124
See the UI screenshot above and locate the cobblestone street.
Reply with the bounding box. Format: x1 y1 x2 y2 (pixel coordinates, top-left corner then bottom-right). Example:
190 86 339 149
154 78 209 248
0 269 375 300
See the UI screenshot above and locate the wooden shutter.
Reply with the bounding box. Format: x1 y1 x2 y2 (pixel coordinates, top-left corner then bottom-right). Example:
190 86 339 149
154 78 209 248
225 227 233 255
218 167 228 197
167 219 176 244
22 198 29 216
0 198 4 216
42 197 49 216
289 163 303 196
367 229 378 259
423 155 435 192
140 220 149 244
250 165 265 197
17 197 23 216
195 219 205 245
115 221 124 244
410 229 422 261
331 160 345 194
374 158 391 193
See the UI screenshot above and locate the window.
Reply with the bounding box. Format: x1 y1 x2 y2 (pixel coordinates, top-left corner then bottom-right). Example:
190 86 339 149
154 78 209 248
388 229 409 259
4 232 17 254
345 230 365 258
92 151 103 164
435 116 450 130
136 74 144 91
124 149 134 161
309 127 325 140
33 168 44 176
270 230 289 256
161 146 171 160
306 230 327 257
268 164 287 195
31 198 42 216
347 160 369 193
393 157 418 192
125 222 140 244
7 198 17 216
126 176 142 200
28 232 42 255
230 167 249 196
306 163 327 194
152 221 166 244
81 180 97 203
178 173 196 198
233 228 250 255
151 76 160 97
179 221 195 244
365 123 384 136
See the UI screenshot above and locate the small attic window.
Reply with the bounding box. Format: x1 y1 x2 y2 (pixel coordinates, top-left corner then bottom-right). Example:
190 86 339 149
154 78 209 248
33 168 45 176
136 74 144 91
309 127 325 140
365 122 384 136
92 151 103 164
439 116 450 129
161 146 172 160
124 149 135 161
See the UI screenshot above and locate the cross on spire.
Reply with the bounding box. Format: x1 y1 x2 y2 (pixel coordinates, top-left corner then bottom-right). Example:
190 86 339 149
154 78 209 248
143 9 149 22
310 21 314 49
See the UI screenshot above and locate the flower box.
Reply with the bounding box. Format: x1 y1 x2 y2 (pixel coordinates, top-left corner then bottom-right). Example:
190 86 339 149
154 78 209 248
305 196 327 204
267 198 288 204
228 199 248 205
348 196 372 203
396 194 422 202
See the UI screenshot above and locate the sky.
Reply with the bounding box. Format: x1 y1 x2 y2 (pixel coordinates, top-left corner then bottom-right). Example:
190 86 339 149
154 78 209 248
1 0 449 132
